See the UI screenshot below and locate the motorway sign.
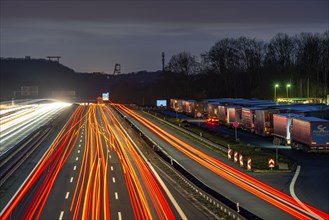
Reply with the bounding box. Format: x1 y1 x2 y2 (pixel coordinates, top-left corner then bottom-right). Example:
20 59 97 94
268 158 275 168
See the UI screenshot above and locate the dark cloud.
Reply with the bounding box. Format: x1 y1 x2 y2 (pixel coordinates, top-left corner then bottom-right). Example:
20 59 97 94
1 0 328 72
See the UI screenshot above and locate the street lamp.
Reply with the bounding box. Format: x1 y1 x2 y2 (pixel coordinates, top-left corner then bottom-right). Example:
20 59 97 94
286 84 291 98
274 84 279 101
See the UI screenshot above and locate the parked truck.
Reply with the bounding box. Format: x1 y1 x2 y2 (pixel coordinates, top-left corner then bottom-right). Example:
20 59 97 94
182 100 205 118
170 99 183 112
227 105 242 127
254 109 280 136
272 113 303 145
291 117 329 151
241 107 262 132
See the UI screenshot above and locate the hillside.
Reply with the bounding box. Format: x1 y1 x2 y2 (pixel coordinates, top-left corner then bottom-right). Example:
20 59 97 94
0 58 162 104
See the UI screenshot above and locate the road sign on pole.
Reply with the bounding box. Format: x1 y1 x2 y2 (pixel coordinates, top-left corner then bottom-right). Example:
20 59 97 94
233 121 239 128
233 121 239 142
234 151 238 163
228 147 232 159
247 157 251 171
268 158 275 169
239 154 243 167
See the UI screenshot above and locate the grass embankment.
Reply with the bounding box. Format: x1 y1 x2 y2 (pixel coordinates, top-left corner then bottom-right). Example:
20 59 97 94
146 109 294 171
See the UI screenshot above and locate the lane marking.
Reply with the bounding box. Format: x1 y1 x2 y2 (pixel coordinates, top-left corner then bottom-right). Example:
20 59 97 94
118 212 122 220
78 150 80 154
114 116 189 220
112 177 116 183
70 177 73 183
110 166 113 171
73 166 76 170
109 155 111 159
80 139 82 142
65 192 69 199
59 211 64 220
115 192 118 200
289 165 322 219
76 157 79 161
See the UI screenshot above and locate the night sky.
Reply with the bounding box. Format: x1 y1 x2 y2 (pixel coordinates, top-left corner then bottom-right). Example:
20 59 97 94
1 0 328 73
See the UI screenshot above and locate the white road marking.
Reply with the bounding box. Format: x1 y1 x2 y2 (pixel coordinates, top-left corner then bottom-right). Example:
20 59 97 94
110 166 113 171
73 166 76 170
118 212 122 220
70 177 73 183
76 157 79 161
115 192 118 200
112 177 116 183
115 116 189 220
80 139 82 142
79 144 81 147
78 150 80 154
109 155 111 159
289 165 322 219
59 211 64 220
65 192 69 199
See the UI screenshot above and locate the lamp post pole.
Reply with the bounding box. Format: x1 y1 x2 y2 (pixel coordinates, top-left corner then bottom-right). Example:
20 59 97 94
274 84 279 101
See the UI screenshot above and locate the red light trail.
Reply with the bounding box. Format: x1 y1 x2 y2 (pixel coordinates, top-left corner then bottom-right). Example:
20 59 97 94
117 104 329 220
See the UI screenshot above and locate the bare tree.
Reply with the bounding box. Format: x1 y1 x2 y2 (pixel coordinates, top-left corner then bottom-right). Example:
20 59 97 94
165 52 200 97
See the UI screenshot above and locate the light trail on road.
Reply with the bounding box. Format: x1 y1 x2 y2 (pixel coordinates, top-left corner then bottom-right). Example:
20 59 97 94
0 102 71 155
1 103 180 220
0 105 86 220
101 105 176 220
117 103 329 220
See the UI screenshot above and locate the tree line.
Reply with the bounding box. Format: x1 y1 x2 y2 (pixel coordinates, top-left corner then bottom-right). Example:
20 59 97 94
159 31 329 101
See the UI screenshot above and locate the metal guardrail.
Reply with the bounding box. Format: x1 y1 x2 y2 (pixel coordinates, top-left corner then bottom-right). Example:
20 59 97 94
114 106 261 220
0 125 52 187
142 110 228 153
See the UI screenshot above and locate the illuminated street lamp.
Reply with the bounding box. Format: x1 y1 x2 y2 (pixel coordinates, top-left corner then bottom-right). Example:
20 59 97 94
286 84 291 98
274 84 279 101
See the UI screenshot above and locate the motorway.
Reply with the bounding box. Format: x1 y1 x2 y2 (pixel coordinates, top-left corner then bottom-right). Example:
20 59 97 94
117 105 329 220
161 109 329 214
1 104 210 220
0 100 71 156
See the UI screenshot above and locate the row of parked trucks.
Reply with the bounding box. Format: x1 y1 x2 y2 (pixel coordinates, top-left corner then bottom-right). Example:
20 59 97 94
169 98 329 152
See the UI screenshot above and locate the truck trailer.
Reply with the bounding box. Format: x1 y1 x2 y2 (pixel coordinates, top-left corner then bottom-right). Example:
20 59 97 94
272 113 304 145
291 117 329 151
241 107 262 132
254 109 280 136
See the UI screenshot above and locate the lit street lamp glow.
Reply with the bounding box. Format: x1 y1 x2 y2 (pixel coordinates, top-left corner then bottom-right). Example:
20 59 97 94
286 84 291 98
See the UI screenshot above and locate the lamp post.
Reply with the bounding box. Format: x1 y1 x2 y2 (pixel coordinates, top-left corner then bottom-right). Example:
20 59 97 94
274 84 279 101
286 84 291 98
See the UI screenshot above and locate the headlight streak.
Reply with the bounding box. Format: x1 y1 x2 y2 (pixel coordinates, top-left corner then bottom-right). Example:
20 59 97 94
105 106 179 220
2 103 178 220
117 104 329 220
0 106 86 220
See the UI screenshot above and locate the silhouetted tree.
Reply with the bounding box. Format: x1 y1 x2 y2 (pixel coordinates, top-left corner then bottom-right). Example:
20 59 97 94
165 52 200 97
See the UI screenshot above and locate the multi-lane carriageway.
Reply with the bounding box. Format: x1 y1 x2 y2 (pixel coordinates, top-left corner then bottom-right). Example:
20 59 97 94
116 104 329 220
0 104 187 219
1 102 328 220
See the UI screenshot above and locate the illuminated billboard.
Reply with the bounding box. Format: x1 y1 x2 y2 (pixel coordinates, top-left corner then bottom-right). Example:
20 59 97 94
102 92 109 101
156 100 167 107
